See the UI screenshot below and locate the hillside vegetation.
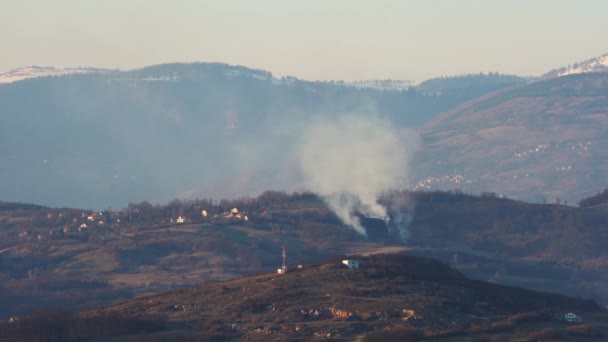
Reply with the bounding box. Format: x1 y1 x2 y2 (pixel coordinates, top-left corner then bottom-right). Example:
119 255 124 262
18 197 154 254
3 254 605 341
414 72 608 203
0 63 524 209
1 190 608 320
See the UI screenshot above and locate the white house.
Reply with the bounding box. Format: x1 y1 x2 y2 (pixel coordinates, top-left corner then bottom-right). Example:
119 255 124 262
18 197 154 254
564 312 582 323
342 260 360 269
201 210 208 218
176 216 185 224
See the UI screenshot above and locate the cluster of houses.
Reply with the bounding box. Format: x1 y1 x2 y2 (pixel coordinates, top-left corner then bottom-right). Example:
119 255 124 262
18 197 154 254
277 259 360 275
14 205 267 242
412 174 474 191
168 207 250 225
214 207 249 222
15 211 123 241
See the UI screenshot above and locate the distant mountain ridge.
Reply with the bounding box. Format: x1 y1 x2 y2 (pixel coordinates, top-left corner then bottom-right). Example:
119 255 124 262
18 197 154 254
0 62 524 208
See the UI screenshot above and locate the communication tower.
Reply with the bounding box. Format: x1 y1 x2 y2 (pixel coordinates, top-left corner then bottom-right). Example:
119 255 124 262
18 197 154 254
281 244 287 273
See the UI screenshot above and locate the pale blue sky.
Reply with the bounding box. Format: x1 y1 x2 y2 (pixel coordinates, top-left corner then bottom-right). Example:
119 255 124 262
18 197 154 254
1 0 607 81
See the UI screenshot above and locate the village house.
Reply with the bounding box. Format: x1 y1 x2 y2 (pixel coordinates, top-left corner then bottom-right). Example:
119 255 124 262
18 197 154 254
342 260 360 269
564 312 582 323
176 216 185 224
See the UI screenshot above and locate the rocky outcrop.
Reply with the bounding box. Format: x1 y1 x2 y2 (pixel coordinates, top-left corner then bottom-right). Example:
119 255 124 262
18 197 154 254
294 307 359 320
294 307 415 322
362 309 417 321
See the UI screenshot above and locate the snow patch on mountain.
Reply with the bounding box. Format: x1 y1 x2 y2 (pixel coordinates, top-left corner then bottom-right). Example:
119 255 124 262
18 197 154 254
0 66 108 84
543 53 608 79
324 79 415 91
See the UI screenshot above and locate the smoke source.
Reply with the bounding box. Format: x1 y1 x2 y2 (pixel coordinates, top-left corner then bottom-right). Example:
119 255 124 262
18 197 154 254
297 114 416 240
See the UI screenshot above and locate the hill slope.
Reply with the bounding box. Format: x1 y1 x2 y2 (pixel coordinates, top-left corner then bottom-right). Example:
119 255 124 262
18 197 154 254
71 254 606 340
412 72 608 203
2 191 608 320
0 63 524 209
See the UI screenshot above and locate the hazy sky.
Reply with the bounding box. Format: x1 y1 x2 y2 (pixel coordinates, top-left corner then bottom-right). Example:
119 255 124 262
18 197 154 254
2 0 607 81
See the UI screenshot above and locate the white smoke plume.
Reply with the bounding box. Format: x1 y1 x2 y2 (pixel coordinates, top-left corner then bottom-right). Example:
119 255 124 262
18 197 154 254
297 114 416 239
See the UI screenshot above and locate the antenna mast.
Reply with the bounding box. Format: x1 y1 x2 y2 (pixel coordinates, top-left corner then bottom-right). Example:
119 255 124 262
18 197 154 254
281 244 287 273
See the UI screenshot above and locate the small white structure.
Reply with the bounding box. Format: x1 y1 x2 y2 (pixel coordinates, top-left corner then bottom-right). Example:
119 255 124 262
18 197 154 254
342 259 360 269
80 223 87 229
176 216 185 224
231 208 239 215
565 312 582 323
277 268 285 274
201 210 208 218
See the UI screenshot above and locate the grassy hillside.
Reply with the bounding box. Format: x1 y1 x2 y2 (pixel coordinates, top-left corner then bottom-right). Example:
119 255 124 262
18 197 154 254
3 254 606 341
413 72 608 203
1 190 608 321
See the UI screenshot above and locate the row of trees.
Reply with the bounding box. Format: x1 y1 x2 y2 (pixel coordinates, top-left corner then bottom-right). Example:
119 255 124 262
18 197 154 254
578 188 608 207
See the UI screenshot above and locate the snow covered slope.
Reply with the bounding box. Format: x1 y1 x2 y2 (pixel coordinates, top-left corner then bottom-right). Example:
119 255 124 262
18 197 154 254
0 66 108 84
543 53 608 79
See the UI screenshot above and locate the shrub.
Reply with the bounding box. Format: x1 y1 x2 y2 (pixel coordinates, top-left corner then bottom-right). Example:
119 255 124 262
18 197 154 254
364 326 423 342
566 323 603 337
526 327 564 340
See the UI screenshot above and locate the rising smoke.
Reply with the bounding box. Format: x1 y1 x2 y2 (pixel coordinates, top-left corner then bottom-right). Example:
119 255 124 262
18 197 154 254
297 114 417 241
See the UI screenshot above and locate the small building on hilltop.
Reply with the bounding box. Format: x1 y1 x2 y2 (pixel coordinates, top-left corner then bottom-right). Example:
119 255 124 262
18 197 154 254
342 259 360 269
564 312 582 323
